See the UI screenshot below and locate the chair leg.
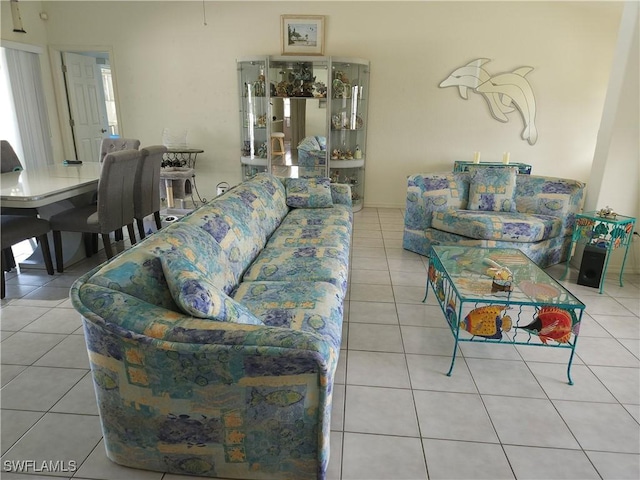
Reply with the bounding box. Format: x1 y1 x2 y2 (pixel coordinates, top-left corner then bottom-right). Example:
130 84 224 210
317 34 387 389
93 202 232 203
136 219 146 240
2 247 16 271
92 234 99 254
83 233 93 258
154 211 162 230
38 234 55 276
53 231 64 273
115 228 124 242
1 249 6 299
102 234 114 259
127 224 137 245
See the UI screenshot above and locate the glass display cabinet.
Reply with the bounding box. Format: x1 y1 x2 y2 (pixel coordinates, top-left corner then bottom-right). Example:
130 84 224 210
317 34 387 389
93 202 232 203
238 58 269 180
328 58 369 211
237 56 369 211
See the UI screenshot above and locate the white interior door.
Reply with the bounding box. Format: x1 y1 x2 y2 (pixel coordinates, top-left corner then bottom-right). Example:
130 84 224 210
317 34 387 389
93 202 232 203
62 52 109 162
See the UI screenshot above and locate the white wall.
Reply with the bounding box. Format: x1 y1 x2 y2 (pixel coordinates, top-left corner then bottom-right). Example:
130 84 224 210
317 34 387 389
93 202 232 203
588 2 639 274
0 1 627 210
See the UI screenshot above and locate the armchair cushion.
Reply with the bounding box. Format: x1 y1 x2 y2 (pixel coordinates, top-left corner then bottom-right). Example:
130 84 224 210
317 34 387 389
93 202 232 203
432 210 562 243
286 177 333 208
468 166 517 212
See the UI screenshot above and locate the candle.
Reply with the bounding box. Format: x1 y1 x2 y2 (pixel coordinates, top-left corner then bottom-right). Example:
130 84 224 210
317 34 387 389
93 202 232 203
502 152 510 164
473 152 481 164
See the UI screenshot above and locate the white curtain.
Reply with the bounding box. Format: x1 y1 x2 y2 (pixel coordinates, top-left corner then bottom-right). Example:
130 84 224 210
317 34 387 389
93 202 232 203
2 46 53 170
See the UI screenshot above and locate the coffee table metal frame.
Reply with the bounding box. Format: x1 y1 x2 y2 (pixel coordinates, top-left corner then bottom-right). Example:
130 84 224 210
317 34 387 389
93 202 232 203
424 246 585 385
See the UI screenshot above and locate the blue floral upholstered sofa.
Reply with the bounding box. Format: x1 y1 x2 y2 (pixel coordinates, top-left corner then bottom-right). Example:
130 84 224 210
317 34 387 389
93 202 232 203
403 168 586 267
70 173 352 479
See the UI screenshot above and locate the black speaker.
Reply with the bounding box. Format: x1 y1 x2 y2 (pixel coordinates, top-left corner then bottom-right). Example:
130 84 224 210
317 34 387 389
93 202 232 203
577 245 606 288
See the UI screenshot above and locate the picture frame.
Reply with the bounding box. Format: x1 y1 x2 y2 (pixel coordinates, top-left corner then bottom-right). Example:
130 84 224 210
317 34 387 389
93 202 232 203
281 15 325 56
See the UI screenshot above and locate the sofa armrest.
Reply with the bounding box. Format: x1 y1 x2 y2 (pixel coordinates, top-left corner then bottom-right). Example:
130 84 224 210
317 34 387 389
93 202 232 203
404 172 470 230
331 183 352 207
515 175 586 237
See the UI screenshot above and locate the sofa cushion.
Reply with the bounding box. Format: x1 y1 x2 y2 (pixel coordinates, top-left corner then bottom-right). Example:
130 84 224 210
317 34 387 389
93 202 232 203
162 254 264 325
280 204 352 228
266 225 351 251
243 247 349 295
84 223 236 310
432 209 562 242
468 167 517 212
286 177 333 208
241 173 289 231
232 281 343 351
183 204 262 283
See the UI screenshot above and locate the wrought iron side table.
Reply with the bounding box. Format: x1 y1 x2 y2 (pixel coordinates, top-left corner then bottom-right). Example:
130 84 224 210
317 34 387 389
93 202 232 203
562 211 636 294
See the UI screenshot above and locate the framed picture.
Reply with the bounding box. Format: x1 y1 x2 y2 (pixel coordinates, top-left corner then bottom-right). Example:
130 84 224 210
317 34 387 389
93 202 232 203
281 15 325 56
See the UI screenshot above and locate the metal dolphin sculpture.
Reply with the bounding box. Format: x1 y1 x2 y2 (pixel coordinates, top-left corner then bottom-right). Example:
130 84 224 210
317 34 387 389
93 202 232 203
476 67 538 145
439 58 514 122
440 59 538 145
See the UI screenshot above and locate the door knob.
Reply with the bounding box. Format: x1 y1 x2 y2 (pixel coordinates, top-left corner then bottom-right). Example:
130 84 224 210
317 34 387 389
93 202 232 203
100 128 107 133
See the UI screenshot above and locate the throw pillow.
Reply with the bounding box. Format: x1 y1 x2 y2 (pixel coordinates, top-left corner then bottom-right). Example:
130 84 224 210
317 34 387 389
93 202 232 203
161 255 263 325
286 177 334 208
468 167 518 212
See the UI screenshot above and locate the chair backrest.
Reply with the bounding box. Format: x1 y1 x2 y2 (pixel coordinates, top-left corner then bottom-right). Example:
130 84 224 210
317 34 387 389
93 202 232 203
134 145 167 218
1 140 23 173
99 137 140 162
97 150 141 232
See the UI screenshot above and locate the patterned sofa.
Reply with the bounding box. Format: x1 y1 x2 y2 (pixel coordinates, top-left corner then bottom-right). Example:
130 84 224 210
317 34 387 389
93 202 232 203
297 136 327 178
403 169 586 267
70 173 352 480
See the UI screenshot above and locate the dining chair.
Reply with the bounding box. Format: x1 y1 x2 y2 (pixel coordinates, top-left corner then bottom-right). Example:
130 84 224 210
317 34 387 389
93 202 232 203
1 140 37 272
50 149 141 273
1 140 24 172
99 137 140 162
98 137 140 241
1 215 55 299
134 145 166 239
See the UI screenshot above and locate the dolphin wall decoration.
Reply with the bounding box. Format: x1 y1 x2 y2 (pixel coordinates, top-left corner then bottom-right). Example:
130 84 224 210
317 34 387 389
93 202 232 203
439 59 538 145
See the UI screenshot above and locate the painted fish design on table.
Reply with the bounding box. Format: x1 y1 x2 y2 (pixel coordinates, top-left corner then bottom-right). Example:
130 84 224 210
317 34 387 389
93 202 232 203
460 305 512 339
519 306 576 344
445 298 457 326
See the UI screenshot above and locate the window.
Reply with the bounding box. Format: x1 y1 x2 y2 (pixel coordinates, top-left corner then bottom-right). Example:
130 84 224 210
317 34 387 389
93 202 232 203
0 42 53 170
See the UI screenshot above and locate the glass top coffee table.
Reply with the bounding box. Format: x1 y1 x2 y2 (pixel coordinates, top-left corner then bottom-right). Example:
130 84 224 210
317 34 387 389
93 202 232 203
425 246 585 384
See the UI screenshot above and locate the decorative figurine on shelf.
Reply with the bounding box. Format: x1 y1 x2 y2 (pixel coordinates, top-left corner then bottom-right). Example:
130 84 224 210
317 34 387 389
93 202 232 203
313 81 327 98
253 69 265 97
346 149 353 160
597 206 617 219
330 170 340 183
256 141 268 159
331 149 340 160
354 145 362 159
241 141 251 157
255 114 267 128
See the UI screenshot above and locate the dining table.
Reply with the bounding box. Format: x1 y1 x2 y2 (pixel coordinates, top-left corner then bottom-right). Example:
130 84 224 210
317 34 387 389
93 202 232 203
1 162 101 269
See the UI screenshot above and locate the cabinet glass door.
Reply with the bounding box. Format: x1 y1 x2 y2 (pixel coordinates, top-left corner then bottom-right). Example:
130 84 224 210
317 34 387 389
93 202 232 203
238 58 269 179
329 59 369 211
268 57 329 179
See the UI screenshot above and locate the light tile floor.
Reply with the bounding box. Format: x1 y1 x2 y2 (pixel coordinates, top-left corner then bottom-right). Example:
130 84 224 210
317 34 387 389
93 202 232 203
1 207 639 479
